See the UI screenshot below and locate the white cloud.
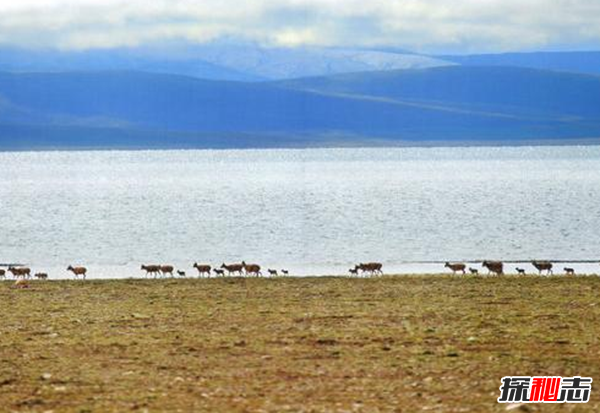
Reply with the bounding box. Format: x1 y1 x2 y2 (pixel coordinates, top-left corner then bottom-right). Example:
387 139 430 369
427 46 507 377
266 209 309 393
0 0 599 52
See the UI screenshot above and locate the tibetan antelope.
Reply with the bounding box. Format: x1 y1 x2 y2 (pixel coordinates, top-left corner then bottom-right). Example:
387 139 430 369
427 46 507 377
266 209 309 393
213 268 225 277
468 267 479 275
349 267 359 276
193 263 211 277
515 267 526 275
67 265 87 280
482 261 503 275
281 269 289 276
564 267 575 275
0 269 5 279
445 262 466 274
177 270 186 277
34 272 48 280
9 266 31 279
268 269 278 276
141 264 161 277
160 265 174 277
355 262 383 276
242 261 262 277
221 263 243 276
532 261 553 275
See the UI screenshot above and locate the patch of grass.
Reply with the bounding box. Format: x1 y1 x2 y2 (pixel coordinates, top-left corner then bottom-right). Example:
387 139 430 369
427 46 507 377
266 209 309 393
1 275 599 412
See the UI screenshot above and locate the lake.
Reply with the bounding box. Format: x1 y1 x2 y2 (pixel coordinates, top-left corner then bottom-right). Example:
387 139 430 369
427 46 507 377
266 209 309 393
1 146 599 278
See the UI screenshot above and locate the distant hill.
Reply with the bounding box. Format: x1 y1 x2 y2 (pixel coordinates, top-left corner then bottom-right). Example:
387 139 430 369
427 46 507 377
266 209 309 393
173 42 454 79
0 43 454 81
3 45 600 82
1 66 600 149
280 66 600 119
0 47 263 82
440 51 600 76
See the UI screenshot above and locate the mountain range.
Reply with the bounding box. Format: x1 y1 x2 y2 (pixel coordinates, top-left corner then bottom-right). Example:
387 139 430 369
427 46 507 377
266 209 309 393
0 43 599 149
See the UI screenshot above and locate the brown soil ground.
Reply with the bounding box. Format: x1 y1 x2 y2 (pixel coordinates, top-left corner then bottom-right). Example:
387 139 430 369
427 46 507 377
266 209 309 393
1 275 599 412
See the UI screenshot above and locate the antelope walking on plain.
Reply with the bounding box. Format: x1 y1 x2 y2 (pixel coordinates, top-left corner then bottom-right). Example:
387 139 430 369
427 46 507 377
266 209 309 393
468 267 479 275
141 264 161 278
213 268 225 277
67 265 87 280
193 263 211 277
242 261 262 277
349 267 359 276
445 262 466 275
34 272 48 280
221 263 244 276
482 261 504 275
564 267 575 276
177 270 186 277
268 269 278 276
9 266 31 279
515 267 526 275
532 261 553 275
355 262 383 276
0 269 5 279
160 265 174 277
281 269 289 276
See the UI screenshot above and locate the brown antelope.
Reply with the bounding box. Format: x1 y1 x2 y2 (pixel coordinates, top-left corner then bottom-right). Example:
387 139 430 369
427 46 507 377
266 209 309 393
445 262 466 274
34 272 48 280
515 267 526 275
281 269 289 276
221 263 243 276
193 263 211 277
482 261 503 275
177 270 186 277
532 261 553 275
242 261 262 277
0 269 5 279
213 268 225 276
564 267 575 275
468 267 478 275
268 269 278 276
356 262 383 276
141 264 161 277
349 267 358 276
160 265 174 277
9 266 31 279
67 265 87 280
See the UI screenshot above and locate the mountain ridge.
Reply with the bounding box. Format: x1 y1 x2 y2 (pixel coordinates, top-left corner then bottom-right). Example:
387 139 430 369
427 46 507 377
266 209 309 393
0 65 599 150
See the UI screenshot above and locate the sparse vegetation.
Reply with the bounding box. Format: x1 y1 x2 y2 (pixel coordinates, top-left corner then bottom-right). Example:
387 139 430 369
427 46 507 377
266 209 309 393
1 275 599 412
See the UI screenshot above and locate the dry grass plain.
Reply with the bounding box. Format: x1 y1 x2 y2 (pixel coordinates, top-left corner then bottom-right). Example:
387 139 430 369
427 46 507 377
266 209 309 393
1 275 599 412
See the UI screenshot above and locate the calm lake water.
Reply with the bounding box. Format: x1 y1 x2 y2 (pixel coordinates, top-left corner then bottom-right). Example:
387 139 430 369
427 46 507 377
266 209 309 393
1 146 600 278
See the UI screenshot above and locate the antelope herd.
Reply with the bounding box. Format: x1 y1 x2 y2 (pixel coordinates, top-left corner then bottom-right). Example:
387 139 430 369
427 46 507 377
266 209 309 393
445 260 587 276
140 262 290 278
0 259 597 283
0 265 87 284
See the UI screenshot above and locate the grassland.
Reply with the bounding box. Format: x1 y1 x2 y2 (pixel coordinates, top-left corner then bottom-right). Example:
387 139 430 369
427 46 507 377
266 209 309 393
1 275 599 412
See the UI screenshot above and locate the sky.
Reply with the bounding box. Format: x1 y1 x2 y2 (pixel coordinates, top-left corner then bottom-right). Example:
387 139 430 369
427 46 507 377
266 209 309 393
0 0 599 54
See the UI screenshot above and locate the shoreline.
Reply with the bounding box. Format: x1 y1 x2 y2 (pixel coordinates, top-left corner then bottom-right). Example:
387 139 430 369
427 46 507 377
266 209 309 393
2 271 599 282
2 137 600 153
2 260 599 280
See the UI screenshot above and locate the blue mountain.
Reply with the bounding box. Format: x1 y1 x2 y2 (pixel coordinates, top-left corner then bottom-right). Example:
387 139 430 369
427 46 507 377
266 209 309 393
0 43 452 81
440 51 600 76
0 66 599 149
0 47 262 82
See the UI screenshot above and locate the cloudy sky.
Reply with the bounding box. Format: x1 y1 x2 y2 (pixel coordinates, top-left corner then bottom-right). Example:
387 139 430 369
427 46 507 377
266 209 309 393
0 0 599 53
